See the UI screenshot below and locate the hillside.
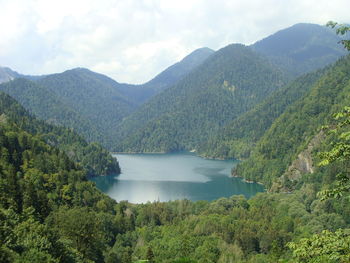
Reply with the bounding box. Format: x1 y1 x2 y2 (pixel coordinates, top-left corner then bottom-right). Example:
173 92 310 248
0 66 20 84
252 23 347 77
36 68 137 146
197 66 328 160
118 47 215 104
0 78 102 143
0 48 214 149
235 54 350 188
1 91 349 262
0 91 120 176
115 44 287 152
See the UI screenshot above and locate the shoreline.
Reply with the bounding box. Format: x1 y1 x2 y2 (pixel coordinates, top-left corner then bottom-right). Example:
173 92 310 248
231 174 265 187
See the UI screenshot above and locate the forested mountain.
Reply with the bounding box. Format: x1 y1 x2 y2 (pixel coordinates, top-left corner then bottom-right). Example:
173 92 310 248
197 66 328 160
0 24 346 153
0 91 119 176
1 90 349 262
118 47 215 104
115 44 287 152
252 23 347 77
1 23 350 263
0 48 214 149
0 78 103 143
0 69 138 148
36 68 137 146
0 67 20 84
235 54 350 188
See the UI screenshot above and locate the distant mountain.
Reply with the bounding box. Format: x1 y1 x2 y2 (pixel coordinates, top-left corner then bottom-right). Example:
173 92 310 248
143 47 215 92
118 47 215 104
0 67 20 83
0 68 138 148
115 44 287 152
35 68 139 147
252 23 347 77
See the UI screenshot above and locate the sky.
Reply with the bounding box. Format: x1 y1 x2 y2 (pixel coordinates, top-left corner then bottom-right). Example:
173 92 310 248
0 0 348 84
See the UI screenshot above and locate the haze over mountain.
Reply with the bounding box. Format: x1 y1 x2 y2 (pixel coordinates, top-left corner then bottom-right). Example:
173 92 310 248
115 23 347 153
1 17 350 262
0 67 21 84
117 47 215 104
115 44 287 152
0 48 213 148
0 23 346 153
252 23 347 77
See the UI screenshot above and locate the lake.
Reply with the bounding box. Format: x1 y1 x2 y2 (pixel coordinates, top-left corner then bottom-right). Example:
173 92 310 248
90 153 264 203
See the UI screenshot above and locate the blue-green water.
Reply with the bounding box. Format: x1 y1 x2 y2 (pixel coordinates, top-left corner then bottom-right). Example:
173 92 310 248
91 153 264 203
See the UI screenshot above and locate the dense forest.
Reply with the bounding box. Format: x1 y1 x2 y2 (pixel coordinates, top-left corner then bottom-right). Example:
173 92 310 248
1 22 350 263
0 92 119 176
115 44 287 153
1 91 350 262
197 67 327 160
113 24 346 154
0 48 213 150
235 54 350 188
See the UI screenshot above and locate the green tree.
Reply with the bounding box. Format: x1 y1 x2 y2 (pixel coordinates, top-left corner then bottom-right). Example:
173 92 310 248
327 21 350 51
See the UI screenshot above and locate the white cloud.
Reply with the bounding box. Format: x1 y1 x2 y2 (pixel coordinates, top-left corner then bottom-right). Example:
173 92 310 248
0 0 348 83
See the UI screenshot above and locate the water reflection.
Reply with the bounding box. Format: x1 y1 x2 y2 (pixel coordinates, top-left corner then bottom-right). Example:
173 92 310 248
91 153 264 203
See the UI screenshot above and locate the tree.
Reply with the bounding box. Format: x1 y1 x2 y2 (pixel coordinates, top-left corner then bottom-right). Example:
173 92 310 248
317 106 350 199
287 22 350 263
327 21 350 51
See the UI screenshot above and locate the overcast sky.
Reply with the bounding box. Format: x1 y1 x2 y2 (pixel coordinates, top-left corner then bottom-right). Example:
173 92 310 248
0 0 348 84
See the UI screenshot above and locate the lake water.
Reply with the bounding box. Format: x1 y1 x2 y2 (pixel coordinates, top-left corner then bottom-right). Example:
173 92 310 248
91 153 264 203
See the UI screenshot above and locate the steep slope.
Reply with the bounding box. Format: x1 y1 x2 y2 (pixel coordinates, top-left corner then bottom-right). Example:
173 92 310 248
252 23 347 77
117 47 215 104
145 47 214 90
115 44 287 152
235 55 350 188
197 67 327 160
0 91 120 176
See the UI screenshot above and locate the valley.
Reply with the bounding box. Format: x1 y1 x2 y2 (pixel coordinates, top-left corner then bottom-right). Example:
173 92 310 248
0 21 350 263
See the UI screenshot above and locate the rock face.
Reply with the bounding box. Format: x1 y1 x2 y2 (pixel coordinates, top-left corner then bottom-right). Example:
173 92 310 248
271 131 325 192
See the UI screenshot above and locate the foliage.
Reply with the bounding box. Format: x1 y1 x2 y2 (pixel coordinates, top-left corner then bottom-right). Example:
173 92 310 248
252 23 347 77
327 21 350 51
317 107 350 199
288 229 350 263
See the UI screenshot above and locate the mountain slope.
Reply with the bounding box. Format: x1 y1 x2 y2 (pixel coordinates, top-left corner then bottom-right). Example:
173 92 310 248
197 66 328 160
235 54 350 188
252 23 347 77
0 78 102 143
117 47 215 104
0 67 21 84
115 44 287 152
0 91 120 176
